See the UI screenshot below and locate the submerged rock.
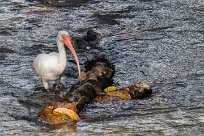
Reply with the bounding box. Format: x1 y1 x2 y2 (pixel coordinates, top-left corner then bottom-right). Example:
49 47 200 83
74 29 100 49
85 29 98 42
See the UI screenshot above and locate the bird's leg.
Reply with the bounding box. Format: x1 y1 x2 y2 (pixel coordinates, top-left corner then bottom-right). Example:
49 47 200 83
42 79 51 94
54 78 61 90
54 78 63 97
55 78 61 86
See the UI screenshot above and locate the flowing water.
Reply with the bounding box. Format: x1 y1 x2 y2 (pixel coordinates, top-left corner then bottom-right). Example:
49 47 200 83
0 0 204 135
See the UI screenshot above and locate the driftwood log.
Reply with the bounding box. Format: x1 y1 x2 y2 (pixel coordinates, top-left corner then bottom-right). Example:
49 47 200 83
39 58 152 125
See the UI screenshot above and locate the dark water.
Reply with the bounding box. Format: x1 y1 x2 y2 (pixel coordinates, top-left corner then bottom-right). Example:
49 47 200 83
1 0 204 135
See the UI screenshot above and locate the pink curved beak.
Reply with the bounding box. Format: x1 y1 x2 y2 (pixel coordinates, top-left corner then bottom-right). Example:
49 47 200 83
63 36 81 78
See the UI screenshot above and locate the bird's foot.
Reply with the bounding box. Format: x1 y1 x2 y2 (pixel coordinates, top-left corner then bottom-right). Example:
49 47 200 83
55 90 63 97
43 88 52 97
53 83 64 97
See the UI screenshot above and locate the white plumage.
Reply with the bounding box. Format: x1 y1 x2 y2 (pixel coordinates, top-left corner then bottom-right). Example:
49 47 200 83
33 31 81 90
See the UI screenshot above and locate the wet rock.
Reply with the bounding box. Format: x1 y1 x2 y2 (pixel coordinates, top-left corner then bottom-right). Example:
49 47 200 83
73 37 89 50
85 29 98 42
73 29 100 50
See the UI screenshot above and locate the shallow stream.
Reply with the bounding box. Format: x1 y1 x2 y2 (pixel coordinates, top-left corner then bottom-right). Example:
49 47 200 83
0 0 204 135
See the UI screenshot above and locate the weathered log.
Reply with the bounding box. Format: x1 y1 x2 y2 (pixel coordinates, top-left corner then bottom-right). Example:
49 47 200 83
38 58 152 125
62 57 115 111
39 58 115 124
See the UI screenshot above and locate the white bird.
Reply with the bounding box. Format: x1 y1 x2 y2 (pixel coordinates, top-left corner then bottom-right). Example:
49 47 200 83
33 31 81 91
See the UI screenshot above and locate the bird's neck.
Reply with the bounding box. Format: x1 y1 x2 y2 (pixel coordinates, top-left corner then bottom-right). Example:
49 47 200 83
57 41 67 66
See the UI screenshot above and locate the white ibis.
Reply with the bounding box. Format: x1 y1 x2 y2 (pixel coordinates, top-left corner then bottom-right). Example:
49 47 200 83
33 31 81 91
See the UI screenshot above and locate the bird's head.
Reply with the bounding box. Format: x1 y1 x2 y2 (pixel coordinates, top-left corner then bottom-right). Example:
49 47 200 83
57 31 71 42
57 30 81 79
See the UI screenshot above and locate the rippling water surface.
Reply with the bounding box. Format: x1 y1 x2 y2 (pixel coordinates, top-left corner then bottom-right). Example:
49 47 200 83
0 0 204 135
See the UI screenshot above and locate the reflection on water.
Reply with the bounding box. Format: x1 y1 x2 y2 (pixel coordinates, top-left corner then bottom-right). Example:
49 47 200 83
0 0 204 135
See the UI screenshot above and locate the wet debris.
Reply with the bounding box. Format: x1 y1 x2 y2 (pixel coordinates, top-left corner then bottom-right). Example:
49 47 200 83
94 82 152 103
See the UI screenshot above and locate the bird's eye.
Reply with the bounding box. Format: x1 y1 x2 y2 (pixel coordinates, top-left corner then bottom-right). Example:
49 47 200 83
63 35 71 40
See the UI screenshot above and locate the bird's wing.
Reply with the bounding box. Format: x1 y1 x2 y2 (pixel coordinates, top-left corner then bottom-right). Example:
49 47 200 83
49 52 58 56
33 53 60 77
